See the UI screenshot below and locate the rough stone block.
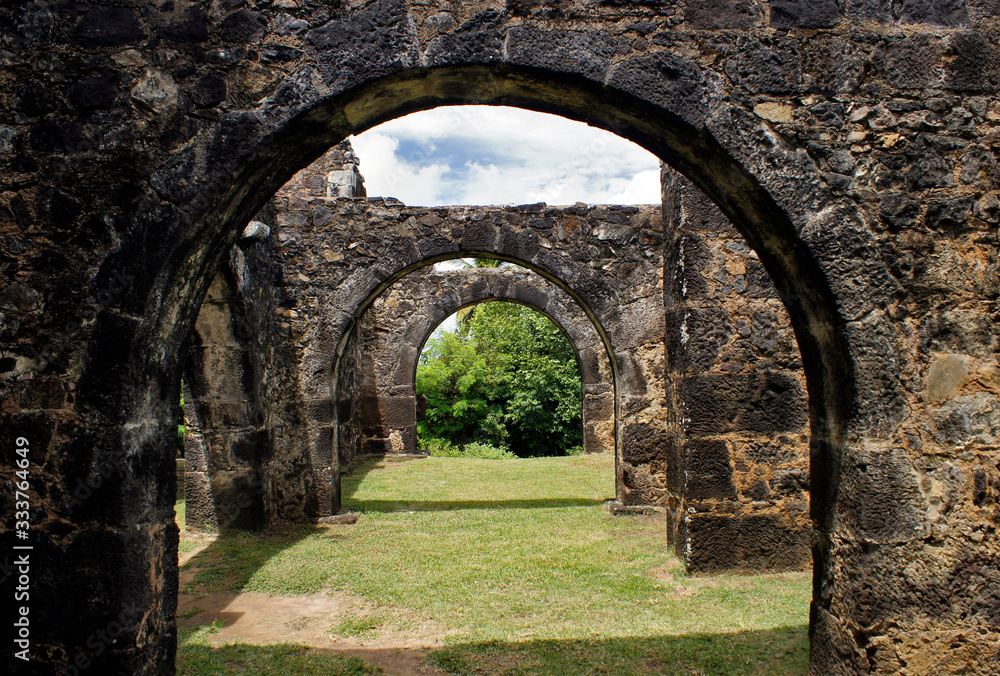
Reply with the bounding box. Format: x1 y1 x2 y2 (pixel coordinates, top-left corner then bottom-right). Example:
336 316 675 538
684 0 751 30
622 422 669 465
72 6 144 47
377 396 417 427
183 471 217 530
844 0 892 22
182 431 208 472
22 525 164 652
460 220 499 251
947 31 1000 93
583 393 613 420
808 605 869 674
305 398 333 423
227 429 267 466
362 438 394 456
311 467 333 517
310 426 334 466
899 0 970 26
621 462 660 506
686 439 737 499
512 281 550 310
744 258 779 298
668 307 732 372
686 512 812 573
934 393 1000 445
885 34 945 89
207 469 265 531
734 37 802 94
507 26 616 81
681 373 808 435
608 52 709 125
771 0 841 28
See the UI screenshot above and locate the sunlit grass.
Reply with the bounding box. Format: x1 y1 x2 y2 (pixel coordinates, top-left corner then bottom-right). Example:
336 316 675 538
177 454 810 675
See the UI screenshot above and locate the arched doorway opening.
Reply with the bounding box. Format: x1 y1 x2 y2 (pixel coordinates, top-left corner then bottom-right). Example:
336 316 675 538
78 58 877 675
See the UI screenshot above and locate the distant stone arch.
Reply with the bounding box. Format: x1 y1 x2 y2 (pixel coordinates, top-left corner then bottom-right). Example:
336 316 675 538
335 264 616 465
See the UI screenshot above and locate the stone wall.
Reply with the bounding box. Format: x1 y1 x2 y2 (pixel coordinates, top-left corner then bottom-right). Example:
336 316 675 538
180 267 267 530
275 140 366 201
270 191 668 507
2 1 999 672
185 145 815 568
180 146 367 530
337 265 616 469
181 211 330 529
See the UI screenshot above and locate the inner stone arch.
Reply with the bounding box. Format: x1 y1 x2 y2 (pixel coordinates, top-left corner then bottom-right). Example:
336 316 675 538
181 138 814 575
334 263 617 469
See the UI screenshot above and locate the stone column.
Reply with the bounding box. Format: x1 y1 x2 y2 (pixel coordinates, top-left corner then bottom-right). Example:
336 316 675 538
662 166 812 573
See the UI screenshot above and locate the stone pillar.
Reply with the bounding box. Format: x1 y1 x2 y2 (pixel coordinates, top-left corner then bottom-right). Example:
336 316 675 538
181 273 265 531
662 166 812 573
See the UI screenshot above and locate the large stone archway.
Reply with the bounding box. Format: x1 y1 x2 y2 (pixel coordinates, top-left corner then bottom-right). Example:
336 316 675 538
182 141 815 572
2 2 997 673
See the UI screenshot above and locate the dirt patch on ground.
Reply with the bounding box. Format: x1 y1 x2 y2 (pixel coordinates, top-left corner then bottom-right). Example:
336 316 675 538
176 530 453 675
178 585 451 675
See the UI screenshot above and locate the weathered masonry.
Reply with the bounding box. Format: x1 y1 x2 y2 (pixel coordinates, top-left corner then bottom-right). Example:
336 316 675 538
1 1 998 673
182 142 674 523
182 142 812 573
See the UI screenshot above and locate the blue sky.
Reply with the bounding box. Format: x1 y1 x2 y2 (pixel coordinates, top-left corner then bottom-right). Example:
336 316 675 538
350 105 661 207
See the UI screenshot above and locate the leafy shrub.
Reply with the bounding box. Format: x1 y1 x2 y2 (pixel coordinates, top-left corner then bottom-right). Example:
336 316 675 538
417 302 582 457
425 438 515 460
461 441 516 460
425 437 461 457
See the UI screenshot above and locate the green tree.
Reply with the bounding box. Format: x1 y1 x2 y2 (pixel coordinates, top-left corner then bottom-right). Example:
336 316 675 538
417 302 582 457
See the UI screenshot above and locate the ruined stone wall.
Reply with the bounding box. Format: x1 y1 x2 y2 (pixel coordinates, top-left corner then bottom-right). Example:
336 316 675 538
662 166 811 572
337 265 616 469
270 195 667 506
181 212 328 529
180 155 362 530
180 268 267 531
2 1 999 673
275 139 366 201
183 147 816 565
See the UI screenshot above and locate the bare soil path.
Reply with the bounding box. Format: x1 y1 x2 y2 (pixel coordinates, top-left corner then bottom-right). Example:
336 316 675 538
179 541 451 676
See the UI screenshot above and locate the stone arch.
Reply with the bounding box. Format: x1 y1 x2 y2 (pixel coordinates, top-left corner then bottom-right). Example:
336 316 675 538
335 265 616 469
275 198 668 511
16 4 961 671
90 75 872 676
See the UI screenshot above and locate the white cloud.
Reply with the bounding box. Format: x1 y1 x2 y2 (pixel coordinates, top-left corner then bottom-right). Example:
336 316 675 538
350 106 661 207
349 131 452 205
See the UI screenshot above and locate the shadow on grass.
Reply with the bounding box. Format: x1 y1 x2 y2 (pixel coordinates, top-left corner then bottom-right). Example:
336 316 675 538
338 456 613 514
176 626 809 676
177 633 383 675
429 627 810 676
346 497 605 513
178 523 324 594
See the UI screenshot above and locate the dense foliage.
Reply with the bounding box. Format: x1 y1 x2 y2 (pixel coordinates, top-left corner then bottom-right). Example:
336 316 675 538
416 302 583 457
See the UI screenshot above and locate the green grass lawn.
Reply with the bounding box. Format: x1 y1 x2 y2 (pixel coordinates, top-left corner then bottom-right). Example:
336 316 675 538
177 454 810 675
179 632 382 676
